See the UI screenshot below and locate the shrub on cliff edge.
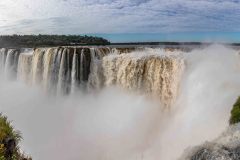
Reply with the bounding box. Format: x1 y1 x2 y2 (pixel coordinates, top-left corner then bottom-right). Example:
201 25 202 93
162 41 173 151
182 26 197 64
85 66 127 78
230 97 240 125
0 113 30 160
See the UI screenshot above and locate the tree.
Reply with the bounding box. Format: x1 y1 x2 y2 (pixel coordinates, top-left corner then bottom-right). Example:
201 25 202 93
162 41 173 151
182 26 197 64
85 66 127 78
0 35 110 48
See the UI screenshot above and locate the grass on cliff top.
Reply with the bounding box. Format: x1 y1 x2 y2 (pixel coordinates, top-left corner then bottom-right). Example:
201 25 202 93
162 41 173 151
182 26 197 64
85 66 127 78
230 97 240 125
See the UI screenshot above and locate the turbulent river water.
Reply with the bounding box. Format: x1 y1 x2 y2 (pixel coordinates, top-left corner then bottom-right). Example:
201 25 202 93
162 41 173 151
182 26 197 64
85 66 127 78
0 45 240 160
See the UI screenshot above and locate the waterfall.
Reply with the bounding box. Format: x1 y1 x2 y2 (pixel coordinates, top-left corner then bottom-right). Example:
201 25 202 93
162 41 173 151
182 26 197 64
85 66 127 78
17 49 33 83
57 48 72 95
100 52 184 107
0 48 7 73
87 48 105 90
71 49 78 93
2 49 20 80
31 48 45 85
0 46 185 107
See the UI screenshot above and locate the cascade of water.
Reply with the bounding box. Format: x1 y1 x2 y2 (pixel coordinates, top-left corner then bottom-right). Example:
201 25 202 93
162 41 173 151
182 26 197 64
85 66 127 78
57 48 67 95
57 48 74 95
80 49 85 83
43 48 55 91
81 48 92 82
49 48 63 94
0 49 7 74
71 48 79 93
100 53 184 107
0 46 185 107
46 48 60 93
95 47 111 59
17 50 34 83
31 48 46 85
87 48 105 90
4 49 20 80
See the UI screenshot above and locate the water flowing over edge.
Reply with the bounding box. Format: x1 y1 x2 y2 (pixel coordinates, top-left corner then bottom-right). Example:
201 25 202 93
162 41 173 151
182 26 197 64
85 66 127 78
0 46 185 107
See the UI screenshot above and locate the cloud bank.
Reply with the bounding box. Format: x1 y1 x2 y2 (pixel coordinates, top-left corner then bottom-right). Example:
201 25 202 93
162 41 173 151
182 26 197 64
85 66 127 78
0 0 240 35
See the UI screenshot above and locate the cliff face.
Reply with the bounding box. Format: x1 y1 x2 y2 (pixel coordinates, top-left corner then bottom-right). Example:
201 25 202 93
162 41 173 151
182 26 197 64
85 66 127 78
180 124 240 160
0 47 184 107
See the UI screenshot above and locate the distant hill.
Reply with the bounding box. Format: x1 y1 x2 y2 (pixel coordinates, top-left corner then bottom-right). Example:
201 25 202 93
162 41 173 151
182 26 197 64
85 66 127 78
0 35 110 48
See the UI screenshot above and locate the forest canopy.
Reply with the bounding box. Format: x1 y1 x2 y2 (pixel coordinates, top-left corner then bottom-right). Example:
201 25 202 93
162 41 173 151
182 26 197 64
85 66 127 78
0 34 110 48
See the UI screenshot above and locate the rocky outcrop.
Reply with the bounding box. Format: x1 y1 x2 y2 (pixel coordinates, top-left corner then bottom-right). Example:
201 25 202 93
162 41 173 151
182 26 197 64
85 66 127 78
180 124 240 160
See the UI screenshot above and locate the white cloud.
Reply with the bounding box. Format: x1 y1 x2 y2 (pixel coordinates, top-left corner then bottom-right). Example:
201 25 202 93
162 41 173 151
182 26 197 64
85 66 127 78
0 0 239 34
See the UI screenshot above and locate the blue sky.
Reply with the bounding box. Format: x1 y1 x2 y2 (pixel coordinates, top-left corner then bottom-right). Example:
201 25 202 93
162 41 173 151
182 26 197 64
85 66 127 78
0 0 240 42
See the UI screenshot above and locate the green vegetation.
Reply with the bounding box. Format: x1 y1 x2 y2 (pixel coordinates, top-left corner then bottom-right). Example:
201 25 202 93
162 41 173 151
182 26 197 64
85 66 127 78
0 35 110 48
0 113 30 160
230 97 240 125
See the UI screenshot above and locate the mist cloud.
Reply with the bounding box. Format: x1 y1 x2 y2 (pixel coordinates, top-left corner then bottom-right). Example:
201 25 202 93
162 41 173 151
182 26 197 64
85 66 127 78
1 45 240 160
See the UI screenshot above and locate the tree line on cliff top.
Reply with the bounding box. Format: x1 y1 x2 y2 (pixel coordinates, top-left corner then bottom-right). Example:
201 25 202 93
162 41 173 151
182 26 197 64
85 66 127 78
0 35 110 48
